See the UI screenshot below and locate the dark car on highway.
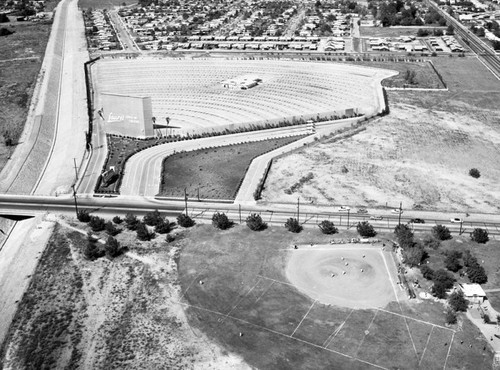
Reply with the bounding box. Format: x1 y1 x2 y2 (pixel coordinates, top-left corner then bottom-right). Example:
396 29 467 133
409 218 425 224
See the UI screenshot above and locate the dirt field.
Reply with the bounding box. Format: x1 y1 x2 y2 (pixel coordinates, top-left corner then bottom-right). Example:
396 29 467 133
0 221 247 369
360 26 446 38
78 0 136 9
263 56 500 213
159 136 304 199
177 224 493 369
286 246 400 309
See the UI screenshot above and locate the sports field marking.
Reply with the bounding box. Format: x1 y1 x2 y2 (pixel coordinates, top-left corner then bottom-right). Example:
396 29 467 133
323 308 355 348
291 300 316 337
376 308 455 332
380 250 400 304
222 277 262 321
175 301 389 370
403 313 419 359
179 274 202 301
255 281 274 303
418 326 434 366
443 331 455 370
354 310 379 358
257 274 294 287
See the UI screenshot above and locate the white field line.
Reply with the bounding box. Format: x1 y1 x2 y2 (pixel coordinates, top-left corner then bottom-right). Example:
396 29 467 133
222 278 262 321
418 326 434 366
323 308 355 348
354 310 379 357
443 331 455 370
175 301 388 370
179 274 202 301
376 308 455 333
255 281 274 303
380 250 400 305
257 274 294 286
291 300 316 337
403 313 419 359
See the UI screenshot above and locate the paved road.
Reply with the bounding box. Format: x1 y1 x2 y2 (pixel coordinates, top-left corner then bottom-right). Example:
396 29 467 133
34 0 89 195
121 126 311 197
108 10 139 51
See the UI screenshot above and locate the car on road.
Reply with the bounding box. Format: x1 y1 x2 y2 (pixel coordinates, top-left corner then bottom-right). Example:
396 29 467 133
370 216 383 220
357 208 368 214
450 218 463 223
391 209 403 214
409 218 425 224
338 206 351 212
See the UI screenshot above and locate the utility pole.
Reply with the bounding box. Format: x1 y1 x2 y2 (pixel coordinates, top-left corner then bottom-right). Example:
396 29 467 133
197 187 200 201
184 187 188 216
239 204 242 224
398 201 402 226
347 209 350 229
71 184 79 218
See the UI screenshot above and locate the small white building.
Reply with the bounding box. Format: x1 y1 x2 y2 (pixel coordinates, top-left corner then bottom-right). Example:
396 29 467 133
460 283 486 304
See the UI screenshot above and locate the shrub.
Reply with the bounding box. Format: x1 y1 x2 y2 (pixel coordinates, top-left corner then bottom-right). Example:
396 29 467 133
445 309 457 324
462 250 476 267
318 220 338 234
432 225 452 240
125 213 140 230
403 245 425 267
395 224 414 249
357 221 376 237
422 234 440 250
105 236 124 258
444 251 462 272
212 212 233 230
136 222 154 241
467 262 488 284
112 216 123 224
420 265 434 280
285 218 302 233
105 221 120 236
143 209 163 226
166 234 175 243
84 242 104 261
470 228 489 244
246 213 267 231
484 313 491 324
89 216 106 232
77 210 91 223
177 213 195 228
433 269 455 290
469 168 480 178
155 219 172 234
448 290 468 312
432 282 448 299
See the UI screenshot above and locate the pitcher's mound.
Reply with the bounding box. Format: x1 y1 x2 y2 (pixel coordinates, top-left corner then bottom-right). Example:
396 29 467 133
286 246 397 309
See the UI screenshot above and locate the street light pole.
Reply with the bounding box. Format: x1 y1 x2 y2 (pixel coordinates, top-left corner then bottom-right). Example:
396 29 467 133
71 184 79 218
297 197 300 222
184 187 188 216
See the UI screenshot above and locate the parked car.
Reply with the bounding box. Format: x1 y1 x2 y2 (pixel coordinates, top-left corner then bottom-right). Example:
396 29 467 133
338 206 351 212
391 209 403 214
370 216 383 220
357 208 368 214
450 218 463 223
409 218 425 224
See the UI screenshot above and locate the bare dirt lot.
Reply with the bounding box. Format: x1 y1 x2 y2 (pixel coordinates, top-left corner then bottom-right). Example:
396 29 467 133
263 56 500 213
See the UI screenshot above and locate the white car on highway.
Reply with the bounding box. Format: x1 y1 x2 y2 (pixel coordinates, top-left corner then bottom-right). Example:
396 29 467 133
370 215 383 220
450 218 463 223
338 206 351 212
391 209 403 214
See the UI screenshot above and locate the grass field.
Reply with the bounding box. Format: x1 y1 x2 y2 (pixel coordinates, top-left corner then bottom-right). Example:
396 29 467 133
177 224 493 369
360 26 446 38
263 56 500 213
158 136 304 199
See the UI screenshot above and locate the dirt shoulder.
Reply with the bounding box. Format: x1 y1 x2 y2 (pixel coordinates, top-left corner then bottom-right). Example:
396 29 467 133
0 221 248 369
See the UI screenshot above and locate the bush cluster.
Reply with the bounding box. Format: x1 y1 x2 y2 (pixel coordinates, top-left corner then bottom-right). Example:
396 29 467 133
285 218 302 233
318 220 338 235
246 213 267 231
432 225 452 241
470 228 488 244
357 221 376 237
394 225 425 267
212 212 233 230
177 213 195 228
463 250 488 284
